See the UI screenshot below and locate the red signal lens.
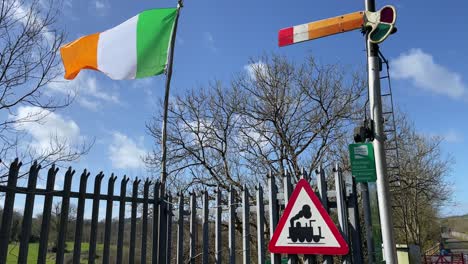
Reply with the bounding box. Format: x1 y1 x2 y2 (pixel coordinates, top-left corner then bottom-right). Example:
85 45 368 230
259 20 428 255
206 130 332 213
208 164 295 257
380 7 394 23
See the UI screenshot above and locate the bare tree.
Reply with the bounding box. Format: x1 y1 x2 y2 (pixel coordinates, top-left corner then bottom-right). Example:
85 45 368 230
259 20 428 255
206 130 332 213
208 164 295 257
390 114 452 249
236 56 365 180
51 201 77 249
0 0 91 181
146 54 366 192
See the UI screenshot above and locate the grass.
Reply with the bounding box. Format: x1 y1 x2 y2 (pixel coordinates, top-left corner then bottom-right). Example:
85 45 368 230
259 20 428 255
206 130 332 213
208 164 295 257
7 243 44 264
6 242 114 264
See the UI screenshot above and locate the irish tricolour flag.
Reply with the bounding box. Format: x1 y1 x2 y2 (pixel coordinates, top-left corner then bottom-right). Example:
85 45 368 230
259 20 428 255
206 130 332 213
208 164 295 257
60 8 177 80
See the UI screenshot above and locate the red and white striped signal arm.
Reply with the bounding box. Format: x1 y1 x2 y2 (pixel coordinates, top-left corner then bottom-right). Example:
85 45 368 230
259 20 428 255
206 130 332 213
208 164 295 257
278 11 365 47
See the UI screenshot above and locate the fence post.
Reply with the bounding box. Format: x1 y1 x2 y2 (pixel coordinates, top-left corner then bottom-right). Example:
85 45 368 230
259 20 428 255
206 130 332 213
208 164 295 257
229 186 236 264
257 184 266 264
166 194 174 264
361 182 376 264
284 171 298 264
268 171 281 264
317 166 333 264
129 178 141 264
189 192 197 264
177 192 184 264
72 169 90 264
141 179 151 264
215 187 222 264
0 159 22 263
158 191 168 264
56 167 75 264
89 172 104 264
335 164 350 264
18 162 40 263
242 185 251 264
117 176 130 264
103 174 117 264
349 177 364 264
152 181 161 264
302 169 316 264
38 165 59 264
202 190 209 264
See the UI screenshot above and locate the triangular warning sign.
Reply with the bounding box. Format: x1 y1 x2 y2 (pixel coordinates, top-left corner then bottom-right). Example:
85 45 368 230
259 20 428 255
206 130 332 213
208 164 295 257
269 179 349 255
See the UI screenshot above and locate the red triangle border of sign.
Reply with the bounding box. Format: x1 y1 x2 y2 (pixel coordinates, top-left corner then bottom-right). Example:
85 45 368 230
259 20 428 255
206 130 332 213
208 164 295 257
268 178 349 255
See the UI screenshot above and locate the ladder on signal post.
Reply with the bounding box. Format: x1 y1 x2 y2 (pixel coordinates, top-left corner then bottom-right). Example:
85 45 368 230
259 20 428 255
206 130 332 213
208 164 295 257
378 51 401 187
378 50 408 244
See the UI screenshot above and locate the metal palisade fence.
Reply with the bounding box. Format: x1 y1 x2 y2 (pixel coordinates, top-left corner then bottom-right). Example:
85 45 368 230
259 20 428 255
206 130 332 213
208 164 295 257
0 159 364 263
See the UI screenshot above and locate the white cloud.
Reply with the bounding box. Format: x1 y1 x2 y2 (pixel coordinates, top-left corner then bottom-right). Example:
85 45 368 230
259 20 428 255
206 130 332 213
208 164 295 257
48 73 120 111
203 32 217 52
244 61 268 80
426 129 464 144
443 130 463 143
93 0 110 15
9 0 56 44
95 0 105 9
10 106 81 152
391 49 467 99
108 132 146 169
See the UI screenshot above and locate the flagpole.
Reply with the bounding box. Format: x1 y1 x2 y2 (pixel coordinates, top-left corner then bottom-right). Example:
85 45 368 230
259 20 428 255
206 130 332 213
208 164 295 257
160 0 183 195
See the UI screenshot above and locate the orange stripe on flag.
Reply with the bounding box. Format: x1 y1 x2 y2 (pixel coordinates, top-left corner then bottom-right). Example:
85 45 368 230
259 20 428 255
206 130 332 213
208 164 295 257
60 33 100 80
308 11 364 41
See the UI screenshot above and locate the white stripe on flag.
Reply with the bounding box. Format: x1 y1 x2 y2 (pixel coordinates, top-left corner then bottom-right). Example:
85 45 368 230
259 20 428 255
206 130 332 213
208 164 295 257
293 24 309 43
98 15 138 80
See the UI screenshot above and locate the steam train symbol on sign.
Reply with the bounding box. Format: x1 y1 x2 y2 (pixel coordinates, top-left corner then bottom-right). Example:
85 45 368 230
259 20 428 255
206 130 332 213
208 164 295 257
288 204 324 243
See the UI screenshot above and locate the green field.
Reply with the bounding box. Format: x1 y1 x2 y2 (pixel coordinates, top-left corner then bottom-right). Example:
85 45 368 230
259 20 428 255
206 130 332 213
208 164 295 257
6 242 110 264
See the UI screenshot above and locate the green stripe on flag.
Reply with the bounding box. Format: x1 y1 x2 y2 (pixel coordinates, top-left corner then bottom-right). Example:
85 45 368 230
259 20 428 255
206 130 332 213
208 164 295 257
136 8 177 78
370 23 391 43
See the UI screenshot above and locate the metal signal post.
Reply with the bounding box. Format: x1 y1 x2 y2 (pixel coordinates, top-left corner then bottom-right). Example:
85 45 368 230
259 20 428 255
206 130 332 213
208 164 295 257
365 0 398 263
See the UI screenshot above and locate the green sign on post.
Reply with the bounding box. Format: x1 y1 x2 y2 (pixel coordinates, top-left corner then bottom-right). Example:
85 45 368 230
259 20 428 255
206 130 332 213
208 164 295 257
349 143 377 182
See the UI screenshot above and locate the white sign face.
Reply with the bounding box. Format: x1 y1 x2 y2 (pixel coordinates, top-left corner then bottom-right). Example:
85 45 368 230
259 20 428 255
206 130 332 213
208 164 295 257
269 179 348 255
354 145 369 158
274 188 340 247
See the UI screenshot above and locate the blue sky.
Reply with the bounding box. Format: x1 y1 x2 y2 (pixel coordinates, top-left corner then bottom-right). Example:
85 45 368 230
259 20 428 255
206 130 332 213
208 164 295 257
3 0 468 217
